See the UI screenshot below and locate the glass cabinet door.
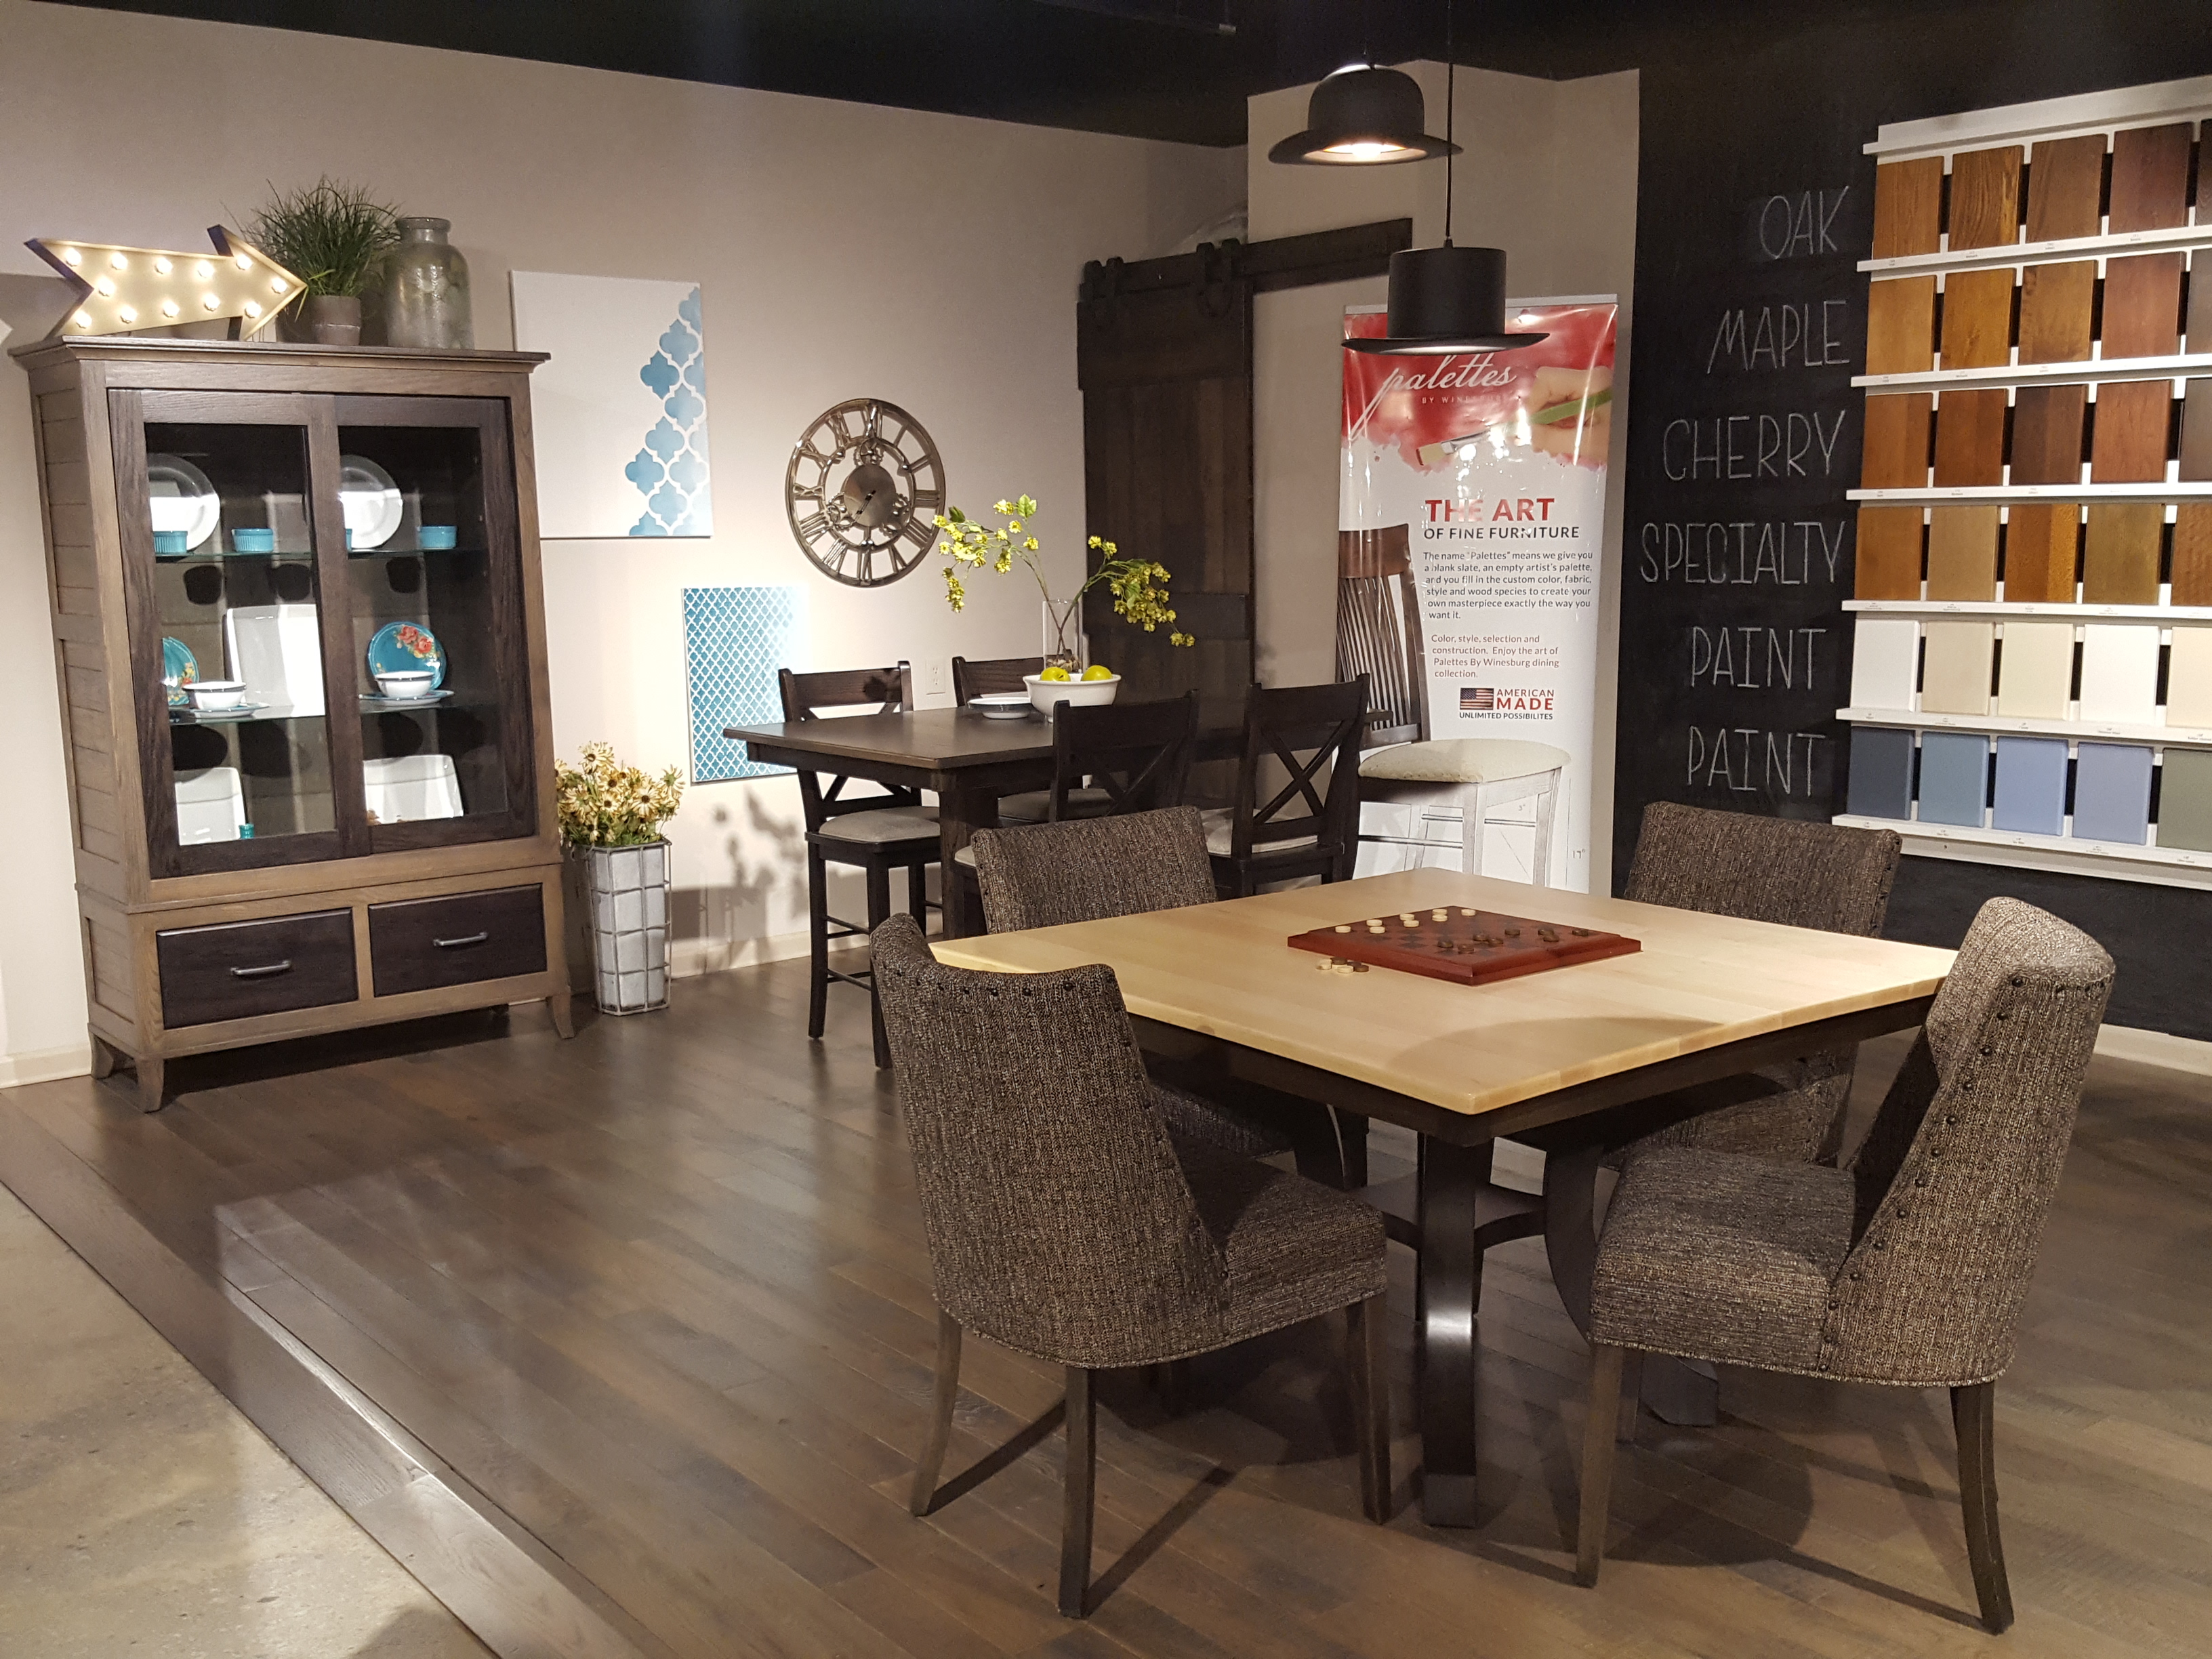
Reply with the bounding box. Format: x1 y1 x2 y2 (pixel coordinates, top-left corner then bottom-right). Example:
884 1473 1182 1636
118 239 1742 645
117 390 358 875
335 396 536 851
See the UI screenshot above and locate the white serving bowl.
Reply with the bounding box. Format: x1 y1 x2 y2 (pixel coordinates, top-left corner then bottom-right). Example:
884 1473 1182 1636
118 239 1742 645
967 693 1033 720
187 680 247 712
374 670 437 699
1024 672 1120 715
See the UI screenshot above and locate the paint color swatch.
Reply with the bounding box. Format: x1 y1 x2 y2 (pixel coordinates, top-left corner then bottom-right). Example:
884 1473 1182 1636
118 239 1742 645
2076 624 2162 724
1992 737 2069 836
1866 279 1937 375
1933 389 2008 485
2173 506 2212 607
1849 617 1921 710
2082 504 2164 605
2009 384 2086 483
1855 508 1923 598
1994 621 2076 718
1862 394 1931 488
2166 628 2212 729
2090 380 2174 481
2182 380 2212 482
1917 733 1990 827
1919 621 1996 716
2017 262 2094 363
2157 748 2212 851
2002 505 2078 602
1926 508 1999 599
1845 726 1915 821
2072 743 2154 845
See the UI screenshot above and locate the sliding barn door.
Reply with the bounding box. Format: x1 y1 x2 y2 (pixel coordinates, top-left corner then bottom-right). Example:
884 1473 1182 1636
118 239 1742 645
1076 251 1254 730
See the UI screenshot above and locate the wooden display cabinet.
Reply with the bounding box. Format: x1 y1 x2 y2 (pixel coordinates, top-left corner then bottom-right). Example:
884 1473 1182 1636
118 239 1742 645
10 337 573 1109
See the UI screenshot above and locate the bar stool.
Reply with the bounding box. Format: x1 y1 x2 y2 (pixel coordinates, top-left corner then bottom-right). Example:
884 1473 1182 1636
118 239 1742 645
1359 738 1570 886
779 663 938 1068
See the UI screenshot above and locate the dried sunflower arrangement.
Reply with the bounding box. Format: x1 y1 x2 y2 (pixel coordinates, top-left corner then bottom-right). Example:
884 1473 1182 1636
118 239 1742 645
556 741 684 847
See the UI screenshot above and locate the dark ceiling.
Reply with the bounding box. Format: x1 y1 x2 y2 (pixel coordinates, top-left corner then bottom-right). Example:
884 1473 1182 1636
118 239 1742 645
53 0 1898 147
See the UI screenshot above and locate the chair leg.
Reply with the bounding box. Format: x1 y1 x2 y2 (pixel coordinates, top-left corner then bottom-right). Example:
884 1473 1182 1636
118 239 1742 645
1952 1382 2015 1633
1333 1108 1370 1190
806 846 830 1041
909 1308 962 1516
1346 1292 1391 1523
865 863 893 1069
1059 1366 1097 1618
1616 1349 1645 1443
1576 1343 1626 1586
1529 772 1559 888
907 862 930 928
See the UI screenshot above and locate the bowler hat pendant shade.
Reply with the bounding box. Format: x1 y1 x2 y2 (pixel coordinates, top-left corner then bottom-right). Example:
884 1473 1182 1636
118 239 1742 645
1345 244 1548 354
1267 65 1460 165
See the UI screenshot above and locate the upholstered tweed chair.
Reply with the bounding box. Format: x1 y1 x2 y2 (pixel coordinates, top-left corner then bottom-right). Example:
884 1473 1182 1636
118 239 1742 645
1618 802 1904 1163
872 914 1390 1617
1574 897 2114 1634
970 808 1351 1182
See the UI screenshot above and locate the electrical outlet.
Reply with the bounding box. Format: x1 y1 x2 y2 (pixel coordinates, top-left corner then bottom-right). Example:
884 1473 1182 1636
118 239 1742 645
926 659 945 697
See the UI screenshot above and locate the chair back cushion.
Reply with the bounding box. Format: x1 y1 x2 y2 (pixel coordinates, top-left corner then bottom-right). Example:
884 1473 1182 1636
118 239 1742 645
1625 801 1901 937
971 807 1214 933
1830 898 2114 1383
870 915 1227 1366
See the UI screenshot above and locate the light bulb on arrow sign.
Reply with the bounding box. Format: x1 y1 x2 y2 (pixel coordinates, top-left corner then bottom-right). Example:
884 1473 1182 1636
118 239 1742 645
26 226 304 340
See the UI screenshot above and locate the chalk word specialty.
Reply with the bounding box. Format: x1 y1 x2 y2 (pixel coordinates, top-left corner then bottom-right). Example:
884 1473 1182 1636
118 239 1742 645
1685 727 1830 796
1689 626 1828 689
1706 302 1851 372
1637 518 1847 585
1661 411 1848 480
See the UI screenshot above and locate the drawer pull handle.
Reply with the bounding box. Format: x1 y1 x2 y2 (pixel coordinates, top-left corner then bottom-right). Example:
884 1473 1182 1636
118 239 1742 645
434 932 491 949
229 960 293 980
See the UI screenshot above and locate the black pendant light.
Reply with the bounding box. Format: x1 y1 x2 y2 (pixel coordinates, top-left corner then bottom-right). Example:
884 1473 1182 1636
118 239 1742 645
1267 64 1460 165
1345 2 1547 355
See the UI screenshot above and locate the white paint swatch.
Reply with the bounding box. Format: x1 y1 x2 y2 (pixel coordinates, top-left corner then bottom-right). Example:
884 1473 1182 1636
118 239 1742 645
1849 617 1921 710
2075 623 2162 725
1993 621 2075 719
1919 621 1995 716
2166 626 2212 728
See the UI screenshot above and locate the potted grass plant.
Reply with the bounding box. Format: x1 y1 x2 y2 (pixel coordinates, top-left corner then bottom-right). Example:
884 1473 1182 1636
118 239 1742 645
243 178 400 346
556 742 685 1015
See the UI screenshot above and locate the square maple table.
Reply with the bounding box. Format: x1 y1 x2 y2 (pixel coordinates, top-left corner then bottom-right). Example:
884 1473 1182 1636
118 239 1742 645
932 867 1955 1526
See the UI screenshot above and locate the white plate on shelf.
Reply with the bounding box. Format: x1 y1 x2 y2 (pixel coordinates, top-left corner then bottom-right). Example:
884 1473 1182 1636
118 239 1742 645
147 454 220 553
363 754 462 823
360 690 453 710
338 455 404 551
222 603 326 717
170 701 270 723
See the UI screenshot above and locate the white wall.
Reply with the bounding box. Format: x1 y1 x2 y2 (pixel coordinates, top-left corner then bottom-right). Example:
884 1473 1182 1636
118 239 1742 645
1247 62 1639 888
0 0 1245 1076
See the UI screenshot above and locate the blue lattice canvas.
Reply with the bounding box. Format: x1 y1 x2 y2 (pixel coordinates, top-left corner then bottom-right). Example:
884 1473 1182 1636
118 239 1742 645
684 587 804 783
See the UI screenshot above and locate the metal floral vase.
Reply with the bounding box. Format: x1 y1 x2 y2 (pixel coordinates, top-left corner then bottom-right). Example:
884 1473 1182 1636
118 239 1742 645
579 840 670 1014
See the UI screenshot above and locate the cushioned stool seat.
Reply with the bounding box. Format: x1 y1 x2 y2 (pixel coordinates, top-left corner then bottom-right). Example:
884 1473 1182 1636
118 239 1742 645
1359 739 1570 886
822 804 940 844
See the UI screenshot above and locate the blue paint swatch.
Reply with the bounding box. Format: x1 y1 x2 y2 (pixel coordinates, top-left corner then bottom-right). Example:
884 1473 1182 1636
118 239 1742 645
1992 737 2068 836
1845 726 1915 821
1917 733 1990 827
2072 742 2153 845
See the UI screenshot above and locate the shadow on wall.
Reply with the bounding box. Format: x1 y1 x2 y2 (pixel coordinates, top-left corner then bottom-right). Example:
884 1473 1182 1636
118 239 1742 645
670 790 806 970
0 272 77 344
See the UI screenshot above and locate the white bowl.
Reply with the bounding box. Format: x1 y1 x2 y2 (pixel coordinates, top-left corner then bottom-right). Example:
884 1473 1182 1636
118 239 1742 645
374 670 437 699
1024 672 1120 715
188 680 247 712
967 693 1033 720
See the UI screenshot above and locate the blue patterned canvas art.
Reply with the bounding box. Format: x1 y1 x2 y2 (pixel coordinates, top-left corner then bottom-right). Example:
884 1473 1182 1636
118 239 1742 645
511 272 715 539
684 586 803 783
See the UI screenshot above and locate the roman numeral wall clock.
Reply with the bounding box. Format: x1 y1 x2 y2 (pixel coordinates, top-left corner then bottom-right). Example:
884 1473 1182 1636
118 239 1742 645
784 398 944 587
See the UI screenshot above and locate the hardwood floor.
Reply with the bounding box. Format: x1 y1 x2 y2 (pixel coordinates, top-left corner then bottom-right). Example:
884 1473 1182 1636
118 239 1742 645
2 960 2208 1658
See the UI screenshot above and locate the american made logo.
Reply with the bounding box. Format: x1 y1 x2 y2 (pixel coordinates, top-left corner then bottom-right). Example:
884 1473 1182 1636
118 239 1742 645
1461 686 1555 713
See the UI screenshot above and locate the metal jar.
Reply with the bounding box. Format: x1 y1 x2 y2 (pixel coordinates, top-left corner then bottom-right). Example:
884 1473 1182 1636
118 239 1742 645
577 840 670 1014
382 216 473 349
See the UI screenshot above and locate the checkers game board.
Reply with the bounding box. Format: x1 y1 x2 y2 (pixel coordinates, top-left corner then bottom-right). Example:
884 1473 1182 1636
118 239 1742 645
1288 905 1641 986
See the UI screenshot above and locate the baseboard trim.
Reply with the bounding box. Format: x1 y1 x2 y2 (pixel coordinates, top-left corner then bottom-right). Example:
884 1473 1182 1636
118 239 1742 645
2095 1023 2212 1077
0 1041 92 1088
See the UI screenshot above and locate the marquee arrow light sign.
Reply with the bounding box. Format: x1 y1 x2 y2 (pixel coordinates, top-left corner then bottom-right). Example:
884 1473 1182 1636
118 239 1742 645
26 226 304 340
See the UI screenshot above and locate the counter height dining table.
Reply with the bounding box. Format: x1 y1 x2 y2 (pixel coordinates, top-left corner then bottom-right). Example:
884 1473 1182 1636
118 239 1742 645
726 701 1244 937
932 867 1957 1526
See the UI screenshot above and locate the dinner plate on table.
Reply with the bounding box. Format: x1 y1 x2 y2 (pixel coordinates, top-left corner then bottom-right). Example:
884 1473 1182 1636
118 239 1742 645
968 693 1033 720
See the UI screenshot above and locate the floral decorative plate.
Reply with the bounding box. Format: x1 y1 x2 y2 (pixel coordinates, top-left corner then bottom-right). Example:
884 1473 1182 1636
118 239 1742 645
161 636 197 707
365 620 445 690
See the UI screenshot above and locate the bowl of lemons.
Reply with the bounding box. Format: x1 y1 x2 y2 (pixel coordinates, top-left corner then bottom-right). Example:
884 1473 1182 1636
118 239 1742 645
1024 661 1120 714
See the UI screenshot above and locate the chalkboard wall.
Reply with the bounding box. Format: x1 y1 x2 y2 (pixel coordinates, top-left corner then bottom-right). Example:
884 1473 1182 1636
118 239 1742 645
1613 0 2212 1040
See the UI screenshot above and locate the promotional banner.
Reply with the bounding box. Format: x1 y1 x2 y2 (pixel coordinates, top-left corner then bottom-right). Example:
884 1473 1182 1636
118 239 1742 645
1338 299 1618 889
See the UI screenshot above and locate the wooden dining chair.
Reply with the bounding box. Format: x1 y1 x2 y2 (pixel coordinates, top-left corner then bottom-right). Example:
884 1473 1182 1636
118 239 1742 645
1047 691 1197 819
779 663 938 1069
949 653 1042 703
1204 676 1368 899
1575 898 2114 1635
872 912 1390 1618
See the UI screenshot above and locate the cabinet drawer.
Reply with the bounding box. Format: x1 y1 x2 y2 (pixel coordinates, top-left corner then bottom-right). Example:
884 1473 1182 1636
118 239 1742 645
369 885 547 998
158 909 358 1029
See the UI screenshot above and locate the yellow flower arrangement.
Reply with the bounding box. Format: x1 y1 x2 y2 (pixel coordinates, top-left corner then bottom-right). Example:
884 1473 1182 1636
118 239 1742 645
555 741 684 847
935 493 1194 655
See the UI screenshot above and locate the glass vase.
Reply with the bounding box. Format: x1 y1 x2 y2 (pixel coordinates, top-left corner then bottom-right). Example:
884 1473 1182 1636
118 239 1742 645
1042 598 1082 675
383 217 472 349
